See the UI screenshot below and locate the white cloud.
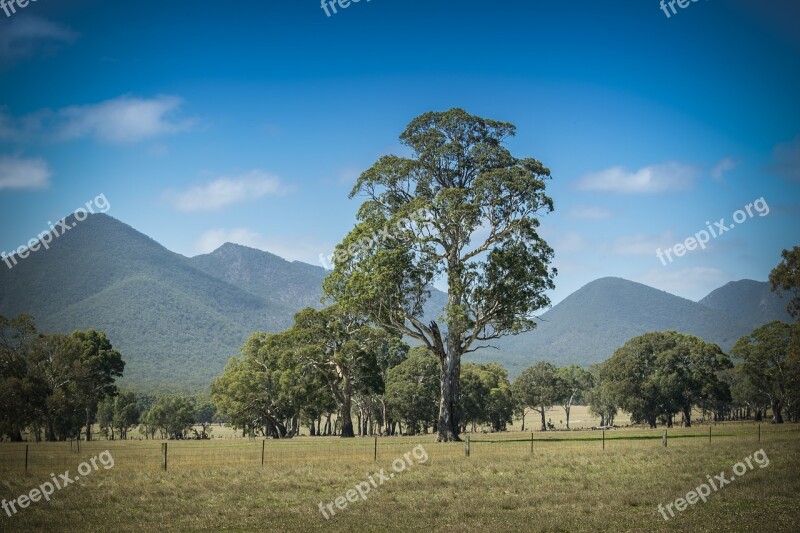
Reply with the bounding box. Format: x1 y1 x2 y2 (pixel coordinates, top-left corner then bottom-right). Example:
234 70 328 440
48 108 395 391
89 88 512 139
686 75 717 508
0 96 195 144
636 267 727 301
575 162 697 193
567 205 612 219
610 232 674 256
55 95 195 144
167 170 284 212
0 16 78 64
771 134 800 183
0 155 51 190
194 228 327 266
711 157 737 182
556 232 588 253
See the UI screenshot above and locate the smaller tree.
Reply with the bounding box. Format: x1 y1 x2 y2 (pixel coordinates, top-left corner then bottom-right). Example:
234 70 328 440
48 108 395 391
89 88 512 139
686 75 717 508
769 246 800 319
512 361 559 431
554 365 594 429
385 347 439 435
142 396 196 439
732 321 798 424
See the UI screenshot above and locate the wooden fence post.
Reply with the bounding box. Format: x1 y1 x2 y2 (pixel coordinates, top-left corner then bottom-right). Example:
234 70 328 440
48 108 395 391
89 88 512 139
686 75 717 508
465 435 470 457
530 433 533 455
662 430 668 448
374 436 378 462
709 425 712 444
162 442 168 471
758 424 761 442
262 439 265 466
25 444 29 473
602 430 605 450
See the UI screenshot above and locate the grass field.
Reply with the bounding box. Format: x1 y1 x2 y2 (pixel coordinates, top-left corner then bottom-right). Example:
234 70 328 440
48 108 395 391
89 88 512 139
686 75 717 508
1 422 798 532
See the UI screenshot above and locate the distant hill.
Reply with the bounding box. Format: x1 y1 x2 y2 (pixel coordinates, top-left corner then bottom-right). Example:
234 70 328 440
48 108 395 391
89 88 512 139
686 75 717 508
1 215 789 391
469 277 757 376
0 214 318 392
189 242 327 310
698 279 793 328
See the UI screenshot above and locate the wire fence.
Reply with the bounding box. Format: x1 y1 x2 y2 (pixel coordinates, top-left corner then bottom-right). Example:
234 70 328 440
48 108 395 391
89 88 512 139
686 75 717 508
0 423 794 476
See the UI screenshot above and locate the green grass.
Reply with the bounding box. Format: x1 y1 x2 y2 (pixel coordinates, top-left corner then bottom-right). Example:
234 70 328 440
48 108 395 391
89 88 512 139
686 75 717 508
1 424 798 532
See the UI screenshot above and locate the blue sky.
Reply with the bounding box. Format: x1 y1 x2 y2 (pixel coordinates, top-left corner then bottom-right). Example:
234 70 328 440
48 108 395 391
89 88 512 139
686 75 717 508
1 0 798 304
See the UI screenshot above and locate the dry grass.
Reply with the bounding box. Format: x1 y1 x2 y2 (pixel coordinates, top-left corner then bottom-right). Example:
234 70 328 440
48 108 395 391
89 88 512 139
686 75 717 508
1 423 798 532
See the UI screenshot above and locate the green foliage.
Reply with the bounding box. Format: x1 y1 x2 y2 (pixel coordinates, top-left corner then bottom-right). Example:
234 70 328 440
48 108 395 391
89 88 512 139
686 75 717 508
459 362 514 432
585 364 618 426
140 395 195 439
0 314 125 441
769 246 800 319
601 331 732 427
323 108 556 441
385 347 439 434
512 361 560 431
553 365 594 429
732 321 800 423
98 390 139 440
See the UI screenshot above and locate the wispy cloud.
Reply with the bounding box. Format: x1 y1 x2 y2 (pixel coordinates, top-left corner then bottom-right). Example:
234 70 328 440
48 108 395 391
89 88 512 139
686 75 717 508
770 134 800 183
636 267 727 301
0 95 196 144
610 232 674 256
711 157 737 182
0 155 51 190
54 95 195 144
575 162 697 193
567 205 612 219
0 16 78 65
166 170 285 212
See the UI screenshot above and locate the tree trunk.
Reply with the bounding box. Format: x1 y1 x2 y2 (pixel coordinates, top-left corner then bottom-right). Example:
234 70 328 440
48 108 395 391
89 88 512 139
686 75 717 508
436 348 462 442
340 375 355 438
565 405 571 430
682 406 692 427
46 415 56 442
520 410 526 431
772 399 784 424
85 406 93 442
540 406 547 432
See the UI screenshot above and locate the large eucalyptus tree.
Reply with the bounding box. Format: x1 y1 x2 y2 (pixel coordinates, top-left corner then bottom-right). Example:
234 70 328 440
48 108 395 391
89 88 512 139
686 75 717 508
324 108 556 441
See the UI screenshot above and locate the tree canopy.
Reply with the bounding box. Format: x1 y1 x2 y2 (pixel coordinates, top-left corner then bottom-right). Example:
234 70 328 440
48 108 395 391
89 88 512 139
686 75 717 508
323 108 556 441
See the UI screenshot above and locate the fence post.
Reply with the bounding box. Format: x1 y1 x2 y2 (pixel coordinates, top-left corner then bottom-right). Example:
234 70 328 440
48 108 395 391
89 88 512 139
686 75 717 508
465 435 470 457
162 442 168 471
662 430 667 448
602 430 605 450
374 436 378 462
262 439 265 466
758 424 761 442
25 444 29 473
709 425 712 444
530 433 533 455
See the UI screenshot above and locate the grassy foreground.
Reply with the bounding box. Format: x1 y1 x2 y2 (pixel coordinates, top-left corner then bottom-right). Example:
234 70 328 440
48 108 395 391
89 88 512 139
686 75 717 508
1 425 798 532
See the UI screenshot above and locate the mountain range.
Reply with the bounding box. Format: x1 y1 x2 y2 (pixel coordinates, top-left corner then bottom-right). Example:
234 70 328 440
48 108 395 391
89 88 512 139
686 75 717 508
0 214 792 391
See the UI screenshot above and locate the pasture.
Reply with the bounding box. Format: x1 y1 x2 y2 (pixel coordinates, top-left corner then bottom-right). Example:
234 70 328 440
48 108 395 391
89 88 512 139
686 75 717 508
1 422 798 532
